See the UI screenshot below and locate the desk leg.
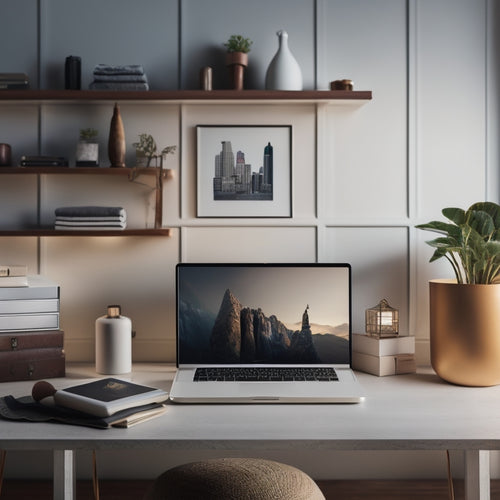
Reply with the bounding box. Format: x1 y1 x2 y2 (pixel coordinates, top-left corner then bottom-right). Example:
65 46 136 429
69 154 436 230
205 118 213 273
465 450 490 500
53 450 75 500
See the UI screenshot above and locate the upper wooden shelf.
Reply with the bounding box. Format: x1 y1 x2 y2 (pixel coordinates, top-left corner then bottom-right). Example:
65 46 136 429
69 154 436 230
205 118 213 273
0 89 372 104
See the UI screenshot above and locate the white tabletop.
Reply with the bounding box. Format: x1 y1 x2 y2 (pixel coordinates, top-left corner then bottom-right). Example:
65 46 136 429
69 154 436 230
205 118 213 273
0 363 499 452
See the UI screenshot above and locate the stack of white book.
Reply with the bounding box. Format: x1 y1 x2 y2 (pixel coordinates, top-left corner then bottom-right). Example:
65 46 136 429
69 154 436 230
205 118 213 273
0 268 60 332
0 268 64 381
352 333 416 376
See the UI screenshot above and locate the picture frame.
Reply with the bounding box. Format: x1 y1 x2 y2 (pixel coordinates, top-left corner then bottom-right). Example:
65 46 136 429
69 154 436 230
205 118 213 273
196 125 292 218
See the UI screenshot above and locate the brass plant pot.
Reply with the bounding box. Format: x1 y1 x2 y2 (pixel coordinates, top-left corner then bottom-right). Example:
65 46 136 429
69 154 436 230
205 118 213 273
430 279 500 386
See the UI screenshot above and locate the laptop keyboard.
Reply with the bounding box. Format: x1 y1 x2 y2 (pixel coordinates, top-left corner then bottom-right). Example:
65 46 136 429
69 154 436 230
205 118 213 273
193 367 338 382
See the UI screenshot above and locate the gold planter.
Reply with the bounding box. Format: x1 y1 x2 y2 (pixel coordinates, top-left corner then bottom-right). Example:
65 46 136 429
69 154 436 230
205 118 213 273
430 279 500 386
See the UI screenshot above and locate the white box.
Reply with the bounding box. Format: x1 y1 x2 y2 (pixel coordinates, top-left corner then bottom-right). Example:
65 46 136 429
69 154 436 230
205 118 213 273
352 351 416 377
352 333 415 356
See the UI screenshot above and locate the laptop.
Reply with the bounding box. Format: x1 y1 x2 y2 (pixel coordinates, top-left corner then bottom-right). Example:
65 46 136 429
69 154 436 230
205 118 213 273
169 263 364 404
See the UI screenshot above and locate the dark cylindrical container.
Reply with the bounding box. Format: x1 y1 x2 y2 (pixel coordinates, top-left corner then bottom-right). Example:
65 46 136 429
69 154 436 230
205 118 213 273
0 144 12 166
65 56 81 90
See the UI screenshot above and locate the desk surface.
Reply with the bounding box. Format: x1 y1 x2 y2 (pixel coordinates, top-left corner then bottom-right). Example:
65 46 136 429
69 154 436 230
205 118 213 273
0 363 499 452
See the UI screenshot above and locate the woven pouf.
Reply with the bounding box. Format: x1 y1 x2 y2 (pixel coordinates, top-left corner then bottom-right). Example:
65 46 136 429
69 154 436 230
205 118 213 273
143 457 326 500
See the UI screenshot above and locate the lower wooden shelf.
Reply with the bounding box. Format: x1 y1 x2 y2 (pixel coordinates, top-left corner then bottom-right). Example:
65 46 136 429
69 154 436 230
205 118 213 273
0 228 171 237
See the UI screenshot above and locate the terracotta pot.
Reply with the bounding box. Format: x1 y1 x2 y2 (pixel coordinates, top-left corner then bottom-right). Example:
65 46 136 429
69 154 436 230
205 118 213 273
430 279 500 386
226 52 248 91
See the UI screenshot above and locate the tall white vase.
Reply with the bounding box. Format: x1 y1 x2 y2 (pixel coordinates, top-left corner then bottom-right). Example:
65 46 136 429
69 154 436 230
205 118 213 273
265 30 303 90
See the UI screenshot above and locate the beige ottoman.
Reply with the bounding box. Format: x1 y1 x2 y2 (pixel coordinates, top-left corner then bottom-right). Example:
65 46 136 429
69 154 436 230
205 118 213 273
143 457 326 500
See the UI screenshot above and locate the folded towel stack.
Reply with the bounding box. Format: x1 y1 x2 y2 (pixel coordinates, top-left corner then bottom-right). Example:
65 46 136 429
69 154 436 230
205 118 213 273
89 64 149 91
54 206 127 231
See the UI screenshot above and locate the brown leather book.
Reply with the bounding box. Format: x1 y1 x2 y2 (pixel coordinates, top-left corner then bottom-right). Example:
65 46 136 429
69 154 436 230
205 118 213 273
0 329 64 351
0 347 65 381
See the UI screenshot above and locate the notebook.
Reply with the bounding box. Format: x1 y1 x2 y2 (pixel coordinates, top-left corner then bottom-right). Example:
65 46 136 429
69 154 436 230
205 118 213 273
169 263 364 404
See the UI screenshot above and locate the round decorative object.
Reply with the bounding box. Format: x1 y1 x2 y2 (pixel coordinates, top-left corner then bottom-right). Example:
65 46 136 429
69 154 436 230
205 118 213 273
430 279 500 386
330 79 354 91
265 30 303 91
108 103 126 167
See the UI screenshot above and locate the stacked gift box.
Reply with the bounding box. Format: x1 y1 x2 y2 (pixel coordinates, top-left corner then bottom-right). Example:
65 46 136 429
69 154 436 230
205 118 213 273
0 269 65 382
352 333 416 376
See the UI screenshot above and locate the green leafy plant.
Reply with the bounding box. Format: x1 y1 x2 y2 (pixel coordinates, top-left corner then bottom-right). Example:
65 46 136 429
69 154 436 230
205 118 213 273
79 128 98 141
416 201 500 284
224 34 253 53
132 133 176 168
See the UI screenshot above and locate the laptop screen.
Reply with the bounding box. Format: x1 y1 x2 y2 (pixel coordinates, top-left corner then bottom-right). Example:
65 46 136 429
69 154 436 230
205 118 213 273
176 263 352 366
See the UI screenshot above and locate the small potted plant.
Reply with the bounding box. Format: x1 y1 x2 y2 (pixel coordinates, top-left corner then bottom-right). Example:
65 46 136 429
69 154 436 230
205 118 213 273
416 201 500 386
76 128 99 166
224 34 253 90
132 133 176 168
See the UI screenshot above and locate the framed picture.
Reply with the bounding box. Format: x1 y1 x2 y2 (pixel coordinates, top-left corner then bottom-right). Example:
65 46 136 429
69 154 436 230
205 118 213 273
197 125 292 218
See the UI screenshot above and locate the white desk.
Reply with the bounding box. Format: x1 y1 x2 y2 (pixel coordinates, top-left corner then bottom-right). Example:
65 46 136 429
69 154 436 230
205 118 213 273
0 363 499 500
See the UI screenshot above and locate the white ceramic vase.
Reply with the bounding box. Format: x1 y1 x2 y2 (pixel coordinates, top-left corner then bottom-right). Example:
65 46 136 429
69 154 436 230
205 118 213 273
265 30 303 90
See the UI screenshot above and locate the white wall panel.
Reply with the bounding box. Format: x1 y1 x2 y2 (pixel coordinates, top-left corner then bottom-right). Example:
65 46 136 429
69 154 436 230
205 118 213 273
415 0 487 216
319 0 407 220
322 226 408 336
40 0 179 90
183 226 316 262
43 230 179 362
0 105 40 227
0 238 40 275
38 103 180 228
0 1 38 85
181 0 315 90
181 104 316 220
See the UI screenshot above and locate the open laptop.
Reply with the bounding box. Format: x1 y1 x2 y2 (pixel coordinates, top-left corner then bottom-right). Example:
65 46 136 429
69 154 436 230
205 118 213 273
169 263 364 404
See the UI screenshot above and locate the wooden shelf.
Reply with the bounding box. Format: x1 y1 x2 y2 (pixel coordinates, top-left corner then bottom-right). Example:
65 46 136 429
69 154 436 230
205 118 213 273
0 89 372 104
0 167 171 237
0 166 166 176
0 228 171 237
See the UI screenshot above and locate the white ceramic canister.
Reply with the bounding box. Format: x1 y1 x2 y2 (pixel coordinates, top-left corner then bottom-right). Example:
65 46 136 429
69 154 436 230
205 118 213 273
95 305 132 374
265 30 303 90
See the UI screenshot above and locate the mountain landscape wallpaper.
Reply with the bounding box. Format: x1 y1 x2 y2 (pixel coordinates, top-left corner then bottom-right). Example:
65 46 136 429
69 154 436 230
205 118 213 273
177 265 350 365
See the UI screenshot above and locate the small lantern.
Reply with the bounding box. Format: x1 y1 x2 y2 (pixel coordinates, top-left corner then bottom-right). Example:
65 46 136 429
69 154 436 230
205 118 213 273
365 299 399 338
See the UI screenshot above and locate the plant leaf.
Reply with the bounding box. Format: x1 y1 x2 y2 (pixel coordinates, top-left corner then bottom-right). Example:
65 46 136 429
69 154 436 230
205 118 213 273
470 202 500 229
415 221 461 239
442 207 465 225
466 210 495 238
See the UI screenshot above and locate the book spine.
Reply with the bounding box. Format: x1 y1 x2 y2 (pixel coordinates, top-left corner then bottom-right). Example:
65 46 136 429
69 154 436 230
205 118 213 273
0 330 64 351
0 276 29 287
0 299 59 314
0 265 27 277
0 277 59 299
0 313 59 331
20 161 68 167
0 348 65 382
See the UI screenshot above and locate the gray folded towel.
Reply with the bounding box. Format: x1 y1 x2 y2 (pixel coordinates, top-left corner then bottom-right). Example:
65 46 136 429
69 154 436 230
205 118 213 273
55 224 126 231
93 74 148 83
55 216 126 222
93 64 144 75
55 206 126 218
89 82 149 91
